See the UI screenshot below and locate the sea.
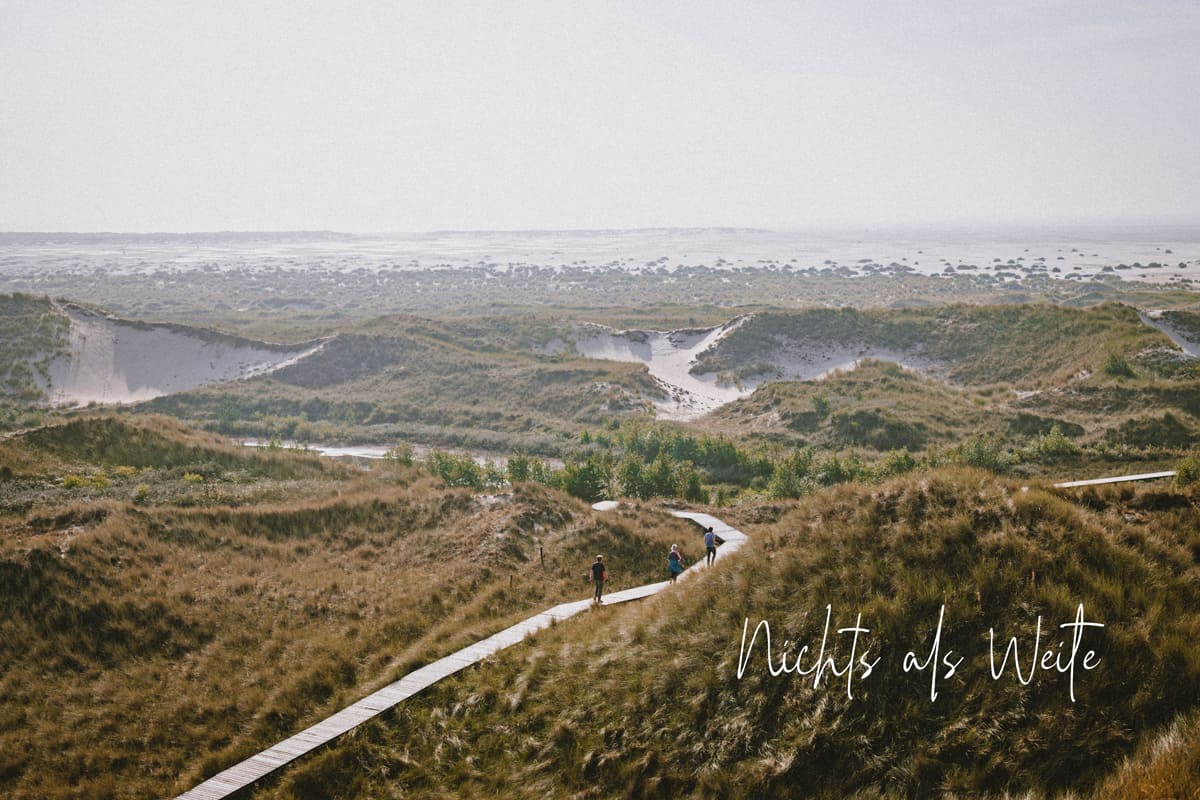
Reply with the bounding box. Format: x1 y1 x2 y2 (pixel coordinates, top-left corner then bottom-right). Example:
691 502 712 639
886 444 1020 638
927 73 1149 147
1 225 1199 284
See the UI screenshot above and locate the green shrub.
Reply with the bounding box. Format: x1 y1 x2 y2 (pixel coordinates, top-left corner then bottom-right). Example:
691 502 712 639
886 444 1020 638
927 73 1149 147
1176 452 1200 487
385 443 414 466
953 435 1010 473
558 458 608 502
876 447 918 477
1103 353 1136 379
1033 423 1080 463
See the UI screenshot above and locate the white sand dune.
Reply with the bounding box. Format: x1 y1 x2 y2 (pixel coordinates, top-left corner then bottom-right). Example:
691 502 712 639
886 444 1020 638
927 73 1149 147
1140 310 1200 357
755 344 941 383
42 304 325 406
574 316 941 419
580 310 1189 423
575 318 750 419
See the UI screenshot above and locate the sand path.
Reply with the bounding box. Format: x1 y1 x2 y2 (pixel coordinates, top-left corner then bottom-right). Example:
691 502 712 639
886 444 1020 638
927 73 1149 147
575 319 749 419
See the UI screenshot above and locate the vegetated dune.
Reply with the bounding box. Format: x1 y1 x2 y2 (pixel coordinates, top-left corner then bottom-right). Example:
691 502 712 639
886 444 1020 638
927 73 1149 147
701 359 997 452
572 303 1199 428
41 303 326 406
0 416 698 800
144 316 666 455
1140 309 1200 357
697 305 1200 457
0 293 70 403
263 470 1200 800
694 304 1180 388
572 316 937 421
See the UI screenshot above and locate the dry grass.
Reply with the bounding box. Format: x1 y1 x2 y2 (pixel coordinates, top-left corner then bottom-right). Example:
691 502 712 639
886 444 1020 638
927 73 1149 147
0 418 696 799
1091 711 1200 799
253 470 1200 799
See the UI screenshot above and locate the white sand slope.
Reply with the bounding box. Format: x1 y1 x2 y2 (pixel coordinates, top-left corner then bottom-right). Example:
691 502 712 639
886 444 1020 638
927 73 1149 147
575 318 750 419
1140 310 1200 357
750 343 941 384
42 305 325 406
574 316 941 419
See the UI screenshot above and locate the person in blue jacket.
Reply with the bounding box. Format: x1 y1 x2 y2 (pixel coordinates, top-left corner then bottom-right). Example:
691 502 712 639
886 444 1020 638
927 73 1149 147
668 544 685 583
704 526 717 566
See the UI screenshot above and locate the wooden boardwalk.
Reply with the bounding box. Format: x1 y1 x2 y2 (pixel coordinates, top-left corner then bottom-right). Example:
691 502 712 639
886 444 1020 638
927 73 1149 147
176 510 746 800
1054 470 1176 488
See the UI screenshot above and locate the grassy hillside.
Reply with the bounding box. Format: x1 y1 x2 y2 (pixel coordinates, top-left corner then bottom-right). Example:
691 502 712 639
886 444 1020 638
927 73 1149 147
0 415 340 515
5 300 1197 468
702 360 1198 474
141 314 663 455
693 303 1184 387
702 360 999 452
2 290 1199 798
0 293 69 405
126 302 1199 466
246 470 1200 799
699 304 1200 468
0 417 697 799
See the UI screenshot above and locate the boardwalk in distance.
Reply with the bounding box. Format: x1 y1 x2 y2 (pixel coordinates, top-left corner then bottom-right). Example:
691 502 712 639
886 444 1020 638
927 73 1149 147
1053 470 1176 488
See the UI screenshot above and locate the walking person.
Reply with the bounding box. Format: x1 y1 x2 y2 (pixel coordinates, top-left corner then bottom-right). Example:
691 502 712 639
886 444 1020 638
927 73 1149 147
704 526 717 567
668 544 684 583
590 554 606 603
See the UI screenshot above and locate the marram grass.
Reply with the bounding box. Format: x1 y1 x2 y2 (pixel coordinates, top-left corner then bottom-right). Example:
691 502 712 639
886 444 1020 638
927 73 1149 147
0 418 695 799
253 469 1200 800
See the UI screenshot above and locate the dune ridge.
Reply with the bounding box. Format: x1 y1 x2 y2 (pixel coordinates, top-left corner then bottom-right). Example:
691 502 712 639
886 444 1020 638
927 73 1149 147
42 304 326 406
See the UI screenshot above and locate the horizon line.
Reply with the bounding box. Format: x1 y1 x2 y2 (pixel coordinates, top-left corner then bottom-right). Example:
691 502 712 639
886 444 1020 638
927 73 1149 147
3 220 1200 238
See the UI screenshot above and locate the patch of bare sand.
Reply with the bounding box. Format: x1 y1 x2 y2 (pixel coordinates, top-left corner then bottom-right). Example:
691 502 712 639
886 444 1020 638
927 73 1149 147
575 318 749 419
42 305 325 406
574 316 945 419
1140 310 1200 357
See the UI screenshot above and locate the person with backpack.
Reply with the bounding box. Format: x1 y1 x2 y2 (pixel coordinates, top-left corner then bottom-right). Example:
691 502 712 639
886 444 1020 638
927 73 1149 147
668 544 685 583
590 554 606 603
704 526 717 566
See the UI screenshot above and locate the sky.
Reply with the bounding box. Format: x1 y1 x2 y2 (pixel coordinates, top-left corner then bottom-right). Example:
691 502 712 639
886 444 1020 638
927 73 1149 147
1 1 1198 232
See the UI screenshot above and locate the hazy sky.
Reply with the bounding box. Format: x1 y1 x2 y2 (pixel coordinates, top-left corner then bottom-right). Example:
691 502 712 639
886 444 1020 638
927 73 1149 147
2 1 1198 232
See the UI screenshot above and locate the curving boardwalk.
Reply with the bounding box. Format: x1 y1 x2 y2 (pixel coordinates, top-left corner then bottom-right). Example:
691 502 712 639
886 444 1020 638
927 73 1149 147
176 510 746 800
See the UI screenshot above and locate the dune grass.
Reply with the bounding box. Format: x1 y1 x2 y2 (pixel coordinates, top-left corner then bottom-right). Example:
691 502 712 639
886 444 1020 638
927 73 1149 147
113 301 1200 482
3 293 1200 797
0 417 697 799
0 293 69 404
249 470 1200 799
140 316 662 456
693 303 1181 388
1090 709 1200 799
